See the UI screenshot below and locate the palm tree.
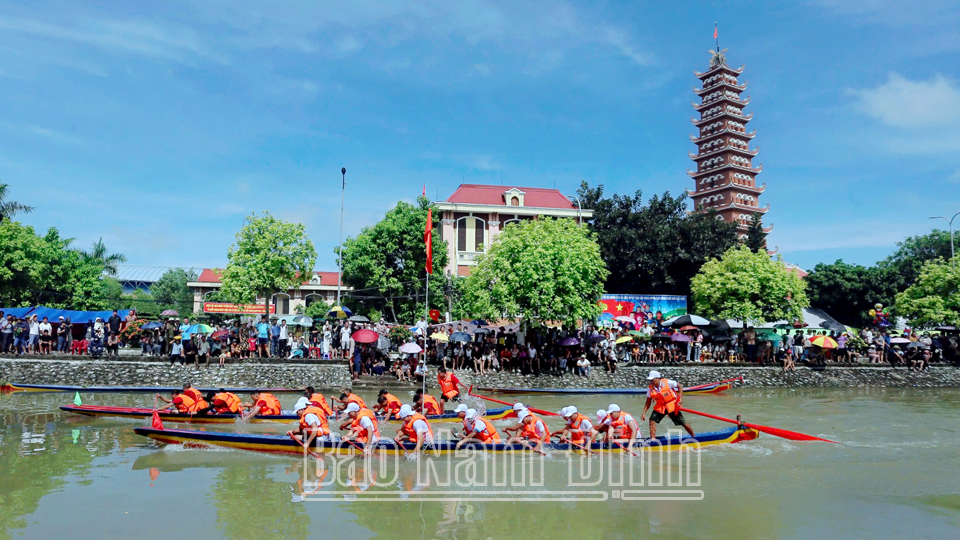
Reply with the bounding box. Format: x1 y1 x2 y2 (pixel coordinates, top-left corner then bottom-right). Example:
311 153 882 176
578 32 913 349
0 182 34 223
83 237 127 277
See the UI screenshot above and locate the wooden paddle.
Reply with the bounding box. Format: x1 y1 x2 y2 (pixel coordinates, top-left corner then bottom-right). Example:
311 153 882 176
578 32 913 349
685 376 744 391
679 407 837 443
289 433 322 459
468 387 560 417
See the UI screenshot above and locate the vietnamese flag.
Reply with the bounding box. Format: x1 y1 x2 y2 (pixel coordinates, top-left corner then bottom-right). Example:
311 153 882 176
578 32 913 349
714 23 718 39
424 208 434 274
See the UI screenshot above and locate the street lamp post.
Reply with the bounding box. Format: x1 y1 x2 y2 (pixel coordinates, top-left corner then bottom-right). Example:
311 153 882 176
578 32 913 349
928 211 960 268
337 167 346 305
568 194 583 226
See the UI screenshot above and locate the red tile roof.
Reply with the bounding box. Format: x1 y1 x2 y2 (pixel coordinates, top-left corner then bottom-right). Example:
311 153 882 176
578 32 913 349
445 184 575 209
195 269 342 286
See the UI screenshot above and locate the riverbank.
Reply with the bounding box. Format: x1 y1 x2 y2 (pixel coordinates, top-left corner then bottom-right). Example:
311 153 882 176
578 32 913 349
1 357 957 390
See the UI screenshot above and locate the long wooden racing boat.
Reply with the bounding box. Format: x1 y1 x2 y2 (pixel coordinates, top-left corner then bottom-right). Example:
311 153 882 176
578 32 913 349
134 425 759 455
60 404 514 424
2 382 305 394
477 378 739 396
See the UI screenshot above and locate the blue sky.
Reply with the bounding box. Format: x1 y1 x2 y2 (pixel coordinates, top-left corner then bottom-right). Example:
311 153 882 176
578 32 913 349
3 0 959 275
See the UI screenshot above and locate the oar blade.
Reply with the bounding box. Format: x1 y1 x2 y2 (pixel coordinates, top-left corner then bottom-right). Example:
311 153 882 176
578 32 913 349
744 423 837 443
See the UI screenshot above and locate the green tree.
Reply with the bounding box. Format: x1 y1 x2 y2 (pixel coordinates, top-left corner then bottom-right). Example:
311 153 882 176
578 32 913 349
880 229 953 289
895 257 960 327
0 220 51 306
0 182 33 223
219 211 317 316
125 288 159 319
577 182 738 295
150 268 198 315
100 277 124 308
339 196 447 323
303 301 330 321
460 217 608 326
82 237 127 277
691 244 809 324
744 212 767 252
805 260 899 326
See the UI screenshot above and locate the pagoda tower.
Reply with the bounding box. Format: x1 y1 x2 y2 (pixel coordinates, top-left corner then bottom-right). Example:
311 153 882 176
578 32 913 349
687 48 772 239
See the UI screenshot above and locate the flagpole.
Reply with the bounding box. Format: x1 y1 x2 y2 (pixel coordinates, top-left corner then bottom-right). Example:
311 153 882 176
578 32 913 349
715 22 719 52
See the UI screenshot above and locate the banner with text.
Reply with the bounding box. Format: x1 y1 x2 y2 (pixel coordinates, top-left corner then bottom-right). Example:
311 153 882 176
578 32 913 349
203 302 276 315
599 294 687 326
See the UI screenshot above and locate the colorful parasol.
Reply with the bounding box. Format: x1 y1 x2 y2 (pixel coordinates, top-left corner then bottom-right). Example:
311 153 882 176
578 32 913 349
809 335 838 349
326 306 352 319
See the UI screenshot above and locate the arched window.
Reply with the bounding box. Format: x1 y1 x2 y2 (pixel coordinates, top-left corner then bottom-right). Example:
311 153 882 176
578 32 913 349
457 216 487 252
510 197 519 206
273 293 291 315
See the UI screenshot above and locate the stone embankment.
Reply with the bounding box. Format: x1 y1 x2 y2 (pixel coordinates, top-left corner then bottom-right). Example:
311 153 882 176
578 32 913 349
2 357 957 391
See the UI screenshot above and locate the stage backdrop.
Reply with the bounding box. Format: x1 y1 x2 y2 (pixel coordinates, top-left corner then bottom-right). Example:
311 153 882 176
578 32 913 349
598 294 688 326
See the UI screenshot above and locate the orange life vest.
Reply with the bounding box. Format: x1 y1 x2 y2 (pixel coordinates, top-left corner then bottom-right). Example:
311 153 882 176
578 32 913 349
438 373 459 400
255 393 282 416
649 380 678 414
421 395 441 416
400 413 434 443
344 394 367 409
469 416 501 443
382 393 402 417
309 393 333 416
520 414 549 440
609 412 637 439
175 394 207 414
568 413 591 443
298 406 330 435
351 409 379 442
212 392 244 414
184 387 202 402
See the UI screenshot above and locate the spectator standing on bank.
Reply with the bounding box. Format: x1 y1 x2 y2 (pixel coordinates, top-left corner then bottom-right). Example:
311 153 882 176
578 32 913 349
198 334 210 367
270 319 280 357
107 310 122 338
1 314 13 354
279 319 289 357
28 315 40 354
256 316 270 359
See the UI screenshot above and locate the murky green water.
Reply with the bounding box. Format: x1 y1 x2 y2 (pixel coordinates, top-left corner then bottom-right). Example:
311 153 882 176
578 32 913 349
2 387 959 539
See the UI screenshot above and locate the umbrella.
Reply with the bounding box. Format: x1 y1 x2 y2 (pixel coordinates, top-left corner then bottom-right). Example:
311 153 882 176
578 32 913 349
348 315 370 323
809 335 838 349
584 334 605 345
628 330 645 337
889 337 911 344
185 324 214 335
473 327 492 335
671 333 692 342
756 330 782 343
907 342 925 349
936 325 957 332
664 314 711 327
140 322 163 330
471 319 489 326
292 315 313 327
352 329 379 344
712 336 735 342
615 335 635 344
652 333 672 339
376 336 391 351
211 328 231 339
430 332 449 342
559 337 580 346
820 321 846 333
793 321 809 328
399 342 423 354
160 309 178 317
614 316 635 323
326 306 352 319
449 332 472 343
678 325 699 332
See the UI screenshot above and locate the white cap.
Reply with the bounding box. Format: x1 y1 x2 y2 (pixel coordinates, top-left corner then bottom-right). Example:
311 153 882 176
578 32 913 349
294 397 311 411
647 370 662 380
607 404 621 413
561 406 577 417
454 404 469 414
465 408 477 420
517 409 530 422
596 409 607 422
512 402 526 411
345 402 361 413
399 404 414 418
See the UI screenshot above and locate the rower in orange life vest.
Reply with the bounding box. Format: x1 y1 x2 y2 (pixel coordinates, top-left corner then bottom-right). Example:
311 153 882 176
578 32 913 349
504 408 550 453
559 406 596 450
436 366 462 411
341 402 379 456
374 389 403 419
287 397 334 449
241 390 283 421
334 388 367 414
413 389 442 416
182 383 202 402
199 390 245 415
304 386 333 417
395 404 434 456
602 403 642 452
640 370 695 439
455 408 501 449
155 390 208 414
500 402 532 439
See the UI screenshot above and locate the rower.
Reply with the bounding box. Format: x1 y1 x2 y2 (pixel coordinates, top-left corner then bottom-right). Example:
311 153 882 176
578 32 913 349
156 390 207 414
453 403 470 436
182 383 203 402
210 389 245 414
455 408 501 449
304 386 333 417
640 370 695 439
594 409 611 441
559 406 595 447
335 388 367 413
604 404 642 451
374 390 402 419
395 404 434 455
242 390 282 421
505 409 549 452
436 366 462 410
413 390 442 416
500 403 530 438
287 397 333 449
342 402 379 455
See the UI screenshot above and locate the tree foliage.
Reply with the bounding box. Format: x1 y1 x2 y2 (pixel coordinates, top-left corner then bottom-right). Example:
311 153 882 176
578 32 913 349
577 182 738 296
150 268 198 316
82 237 127 277
460 217 608 326
220 212 317 315
339 196 447 323
0 182 33 223
691 245 809 324
895 258 960 328
880 229 954 289
805 260 898 326
744 212 767 252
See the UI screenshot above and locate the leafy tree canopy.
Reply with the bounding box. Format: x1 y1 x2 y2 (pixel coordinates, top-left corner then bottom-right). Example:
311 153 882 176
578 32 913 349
460 217 608 327
744 212 767 253
880 229 954 289
220 212 317 314
0 182 33 223
577 182 738 296
805 260 899 326
895 257 960 328
691 244 809 325
339 196 447 323
150 268 198 316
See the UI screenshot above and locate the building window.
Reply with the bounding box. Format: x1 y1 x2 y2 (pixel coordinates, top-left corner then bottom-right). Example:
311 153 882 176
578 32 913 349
510 196 519 206
273 294 290 314
457 216 486 252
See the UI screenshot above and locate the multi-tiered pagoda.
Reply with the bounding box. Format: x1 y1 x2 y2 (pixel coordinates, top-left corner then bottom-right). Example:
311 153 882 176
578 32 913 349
687 48 771 238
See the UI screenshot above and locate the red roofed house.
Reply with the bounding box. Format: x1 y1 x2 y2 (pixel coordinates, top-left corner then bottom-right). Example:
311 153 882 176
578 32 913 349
435 184 593 276
188 269 349 315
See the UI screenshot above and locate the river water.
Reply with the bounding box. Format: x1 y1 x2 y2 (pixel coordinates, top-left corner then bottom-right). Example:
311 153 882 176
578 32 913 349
2 388 958 539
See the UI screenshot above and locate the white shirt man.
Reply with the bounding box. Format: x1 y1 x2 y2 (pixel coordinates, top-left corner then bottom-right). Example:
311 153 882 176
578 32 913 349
38 319 52 336
279 321 288 340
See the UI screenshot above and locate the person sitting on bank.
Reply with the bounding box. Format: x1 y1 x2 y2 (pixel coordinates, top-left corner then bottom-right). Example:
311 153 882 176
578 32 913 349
640 370 695 439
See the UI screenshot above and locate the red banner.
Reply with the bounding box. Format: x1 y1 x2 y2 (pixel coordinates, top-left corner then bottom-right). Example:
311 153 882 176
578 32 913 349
598 299 636 316
202 302 276 315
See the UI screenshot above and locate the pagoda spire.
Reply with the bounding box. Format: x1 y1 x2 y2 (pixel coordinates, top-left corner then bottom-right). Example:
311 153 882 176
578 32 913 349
687 48 772 240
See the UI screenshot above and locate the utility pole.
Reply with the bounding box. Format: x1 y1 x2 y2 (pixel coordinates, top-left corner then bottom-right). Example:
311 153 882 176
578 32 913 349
337 167 346 305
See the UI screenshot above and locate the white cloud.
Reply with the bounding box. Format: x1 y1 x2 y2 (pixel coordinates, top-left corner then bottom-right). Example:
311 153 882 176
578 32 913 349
848 73 960 128
603 27 652 67
472 155 500 171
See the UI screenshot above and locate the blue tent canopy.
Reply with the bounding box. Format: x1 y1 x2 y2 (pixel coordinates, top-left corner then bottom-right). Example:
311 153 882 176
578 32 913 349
0 307 36 318
28 306 131 324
